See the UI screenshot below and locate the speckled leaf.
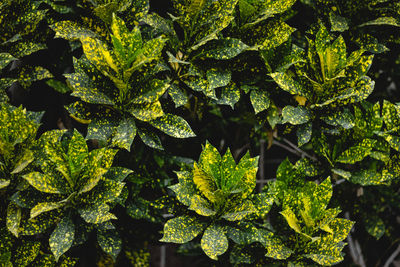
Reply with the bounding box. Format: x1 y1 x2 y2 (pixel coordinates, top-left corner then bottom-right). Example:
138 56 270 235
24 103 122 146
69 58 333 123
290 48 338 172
201 224 228 260
280 209 302 234
128 101 164 121
270 72 307 96
110 116 136 151
297 122 312 146
103 168 132 184
80 37 118 75
13 240 40 267
30 202 64 219
282 105 311 125
358 17 400 27
168 83 188 107
364 215 385 240
0 179 10 189
222 200 256 221
216 82 241 108
259 230 293 260
137 126 163 150
18 210 60 236
250 89 270 114
332 168 351 179
11 149 34 174
189 194 216 216
169 171 197 206
194 38 249 60
160 215 207 243
349 169 389 186
49 216 75 261
330 12 349 32
0 53 16 69
23 172 66 194
329 218 354 242
18 66 53 88
78 203 116 224
50 21 98 40
97 228 122 260
382 134 400 152
206 69 231 90
149 114 195 138
131 79 169 104
6 202 21 237
321 109 355 129
382 100 400 131
336 139 376 164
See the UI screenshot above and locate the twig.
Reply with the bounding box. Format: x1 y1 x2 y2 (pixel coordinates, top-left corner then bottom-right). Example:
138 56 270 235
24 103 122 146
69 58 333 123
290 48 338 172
345 212 367 267
384 243 400 267
282 137 318 162
258 139 266 192
272 140 299 157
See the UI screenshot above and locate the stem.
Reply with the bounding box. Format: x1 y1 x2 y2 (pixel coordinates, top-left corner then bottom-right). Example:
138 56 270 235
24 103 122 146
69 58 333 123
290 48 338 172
383 243 400 267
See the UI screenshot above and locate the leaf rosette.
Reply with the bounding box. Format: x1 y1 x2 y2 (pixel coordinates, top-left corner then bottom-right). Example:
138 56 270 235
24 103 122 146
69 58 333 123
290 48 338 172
16 129 130 260
272 159 354 266
63 14 195 151
160 141 274 260
270 24 376 145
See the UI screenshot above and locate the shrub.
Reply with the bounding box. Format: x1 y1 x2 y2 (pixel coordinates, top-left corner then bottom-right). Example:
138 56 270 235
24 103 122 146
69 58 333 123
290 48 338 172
1 0 400 266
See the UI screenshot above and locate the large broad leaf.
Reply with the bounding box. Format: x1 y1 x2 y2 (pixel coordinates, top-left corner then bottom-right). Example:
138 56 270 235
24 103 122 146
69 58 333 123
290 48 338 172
193 38 249 60
282 105 311 125
13 240 41 267
149 114 196 138
6 203 21 237
160 215 207 243
22 172 67 194
49 216 75 261
201 224 228 260
97 228 122 260
336 139 376 164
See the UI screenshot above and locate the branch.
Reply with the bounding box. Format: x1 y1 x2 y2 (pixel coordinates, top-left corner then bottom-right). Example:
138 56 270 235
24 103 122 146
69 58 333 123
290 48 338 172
384 243 400 267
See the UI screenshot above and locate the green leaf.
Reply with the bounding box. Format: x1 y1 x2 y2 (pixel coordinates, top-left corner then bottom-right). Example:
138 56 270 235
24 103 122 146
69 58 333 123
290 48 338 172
216 82 241 108
168 83 188 108
6 202 21 237
206 69 231 91
358 17 400 27
201 224 228 260
50 21 98 40
30 202 64 219
23 172 66 194
137 126 163 150
78 203 116 224
282 105 311 125
97 228 122 260
149 114 196 138
160 215 207 243
0 53 16 69
128 101 164 121
194 38 249 60
297 122 312 146
188 195 216 216
222 200 256 221
336 139 376 164
364 215 385 240
250 89 270 114
49 216 75 261
13 240 40 267
280 209 302 234
0 179 10 189
110 116 137 151
329 12 349 32
270 72 307 97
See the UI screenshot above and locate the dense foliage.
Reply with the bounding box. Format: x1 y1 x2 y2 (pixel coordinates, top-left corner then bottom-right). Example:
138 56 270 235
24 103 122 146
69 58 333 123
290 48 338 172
1 0 400 266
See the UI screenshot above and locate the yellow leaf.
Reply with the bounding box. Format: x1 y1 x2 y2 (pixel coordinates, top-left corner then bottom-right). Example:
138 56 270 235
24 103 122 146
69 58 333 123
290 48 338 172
295 95 307 106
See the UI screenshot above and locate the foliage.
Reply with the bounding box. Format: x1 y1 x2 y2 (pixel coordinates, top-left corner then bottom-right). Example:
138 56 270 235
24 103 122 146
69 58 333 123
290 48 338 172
0 0 400 266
